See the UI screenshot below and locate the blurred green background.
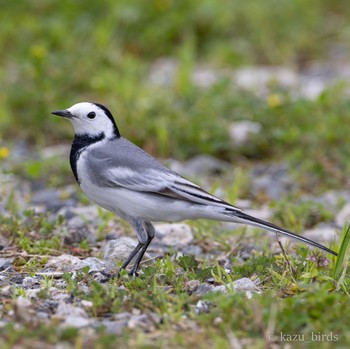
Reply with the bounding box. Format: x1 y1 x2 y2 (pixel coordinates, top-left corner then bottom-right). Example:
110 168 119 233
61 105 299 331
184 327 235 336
1 0 350 188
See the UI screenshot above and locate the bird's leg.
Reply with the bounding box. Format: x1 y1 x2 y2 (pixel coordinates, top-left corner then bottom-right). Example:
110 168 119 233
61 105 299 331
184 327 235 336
117 220 155 277
100 241 143 281
120 242 144 270
128 222 155 276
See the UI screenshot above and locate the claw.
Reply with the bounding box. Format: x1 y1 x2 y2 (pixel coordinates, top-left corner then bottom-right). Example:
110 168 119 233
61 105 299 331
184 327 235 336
100 270 115 283
128 269 139 277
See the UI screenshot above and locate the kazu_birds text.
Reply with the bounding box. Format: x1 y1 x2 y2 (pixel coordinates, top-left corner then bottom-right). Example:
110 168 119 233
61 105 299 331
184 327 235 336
52 102 337 277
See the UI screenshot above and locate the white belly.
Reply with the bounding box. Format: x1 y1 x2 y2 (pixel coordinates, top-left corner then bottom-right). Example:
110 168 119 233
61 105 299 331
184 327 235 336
80 179 211 221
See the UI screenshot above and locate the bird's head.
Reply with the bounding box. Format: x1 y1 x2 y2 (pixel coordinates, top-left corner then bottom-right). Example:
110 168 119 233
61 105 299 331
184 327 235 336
52 102 120 139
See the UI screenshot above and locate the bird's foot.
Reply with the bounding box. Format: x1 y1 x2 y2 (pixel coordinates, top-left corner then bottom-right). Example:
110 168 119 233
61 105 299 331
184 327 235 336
127 269 139 278
100 270 115 283
114 267 139 278
98 266 140 282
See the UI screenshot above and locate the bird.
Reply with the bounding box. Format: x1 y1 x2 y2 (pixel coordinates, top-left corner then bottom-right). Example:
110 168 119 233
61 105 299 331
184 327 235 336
52 102 337 276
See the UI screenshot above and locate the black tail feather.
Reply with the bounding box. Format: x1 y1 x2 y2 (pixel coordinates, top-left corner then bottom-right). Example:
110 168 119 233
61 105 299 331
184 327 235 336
230 210 338 256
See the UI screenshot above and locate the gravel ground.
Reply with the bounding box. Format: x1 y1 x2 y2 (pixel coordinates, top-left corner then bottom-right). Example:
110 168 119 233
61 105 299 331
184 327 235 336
0 145 345 338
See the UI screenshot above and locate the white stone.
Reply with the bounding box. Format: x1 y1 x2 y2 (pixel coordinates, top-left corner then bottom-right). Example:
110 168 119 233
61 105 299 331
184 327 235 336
228 121 262 146
26 288 42 299
81 300 93 308
213 277 260 295
192 67 221 88
102 237 138 262
80 257 108 272
16 296 31 308
172 154 230 178
234 66 298 90
41 144 70 158
148 58 178 86
336 203 350 228
303 224 338 243
45 254 83 271
22 276 37 287
155 223 193 246
45 254 107 272
195 300 211 314
299 77 327 100
56 302 88 319
0 285 13 297
60 316 91 329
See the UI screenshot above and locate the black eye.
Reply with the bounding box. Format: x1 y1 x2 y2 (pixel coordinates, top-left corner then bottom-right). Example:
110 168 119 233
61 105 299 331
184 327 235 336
87 111 96 119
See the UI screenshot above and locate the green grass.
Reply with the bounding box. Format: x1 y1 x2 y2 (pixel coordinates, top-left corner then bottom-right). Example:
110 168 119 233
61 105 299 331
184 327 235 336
0 236 349 348
1 195 349 348
1 1 350 185
333 225 350 282
1 1 350 192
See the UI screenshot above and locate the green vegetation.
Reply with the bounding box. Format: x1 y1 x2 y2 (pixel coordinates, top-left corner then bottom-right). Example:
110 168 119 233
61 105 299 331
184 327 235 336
1 196 349 348
0 235 349 348
1 1 350 348
1 1 350 189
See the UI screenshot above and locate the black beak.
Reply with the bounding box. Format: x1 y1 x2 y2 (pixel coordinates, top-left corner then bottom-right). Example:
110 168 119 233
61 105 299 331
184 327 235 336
51 110 73 118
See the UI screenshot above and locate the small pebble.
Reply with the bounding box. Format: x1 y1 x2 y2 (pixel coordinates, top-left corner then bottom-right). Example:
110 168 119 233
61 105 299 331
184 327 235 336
22 276 38 287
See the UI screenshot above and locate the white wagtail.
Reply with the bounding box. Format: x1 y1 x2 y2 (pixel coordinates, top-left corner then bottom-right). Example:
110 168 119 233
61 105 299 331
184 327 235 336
52 102 337 276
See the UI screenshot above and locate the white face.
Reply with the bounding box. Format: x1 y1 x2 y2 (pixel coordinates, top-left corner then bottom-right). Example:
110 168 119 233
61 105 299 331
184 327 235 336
65 102 116 138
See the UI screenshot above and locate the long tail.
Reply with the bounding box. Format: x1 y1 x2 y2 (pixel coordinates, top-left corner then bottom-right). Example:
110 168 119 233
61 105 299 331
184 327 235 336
225 209 337 256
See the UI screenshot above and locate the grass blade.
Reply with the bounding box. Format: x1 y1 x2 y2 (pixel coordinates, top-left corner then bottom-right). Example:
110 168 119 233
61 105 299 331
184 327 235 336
332 225 350 280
